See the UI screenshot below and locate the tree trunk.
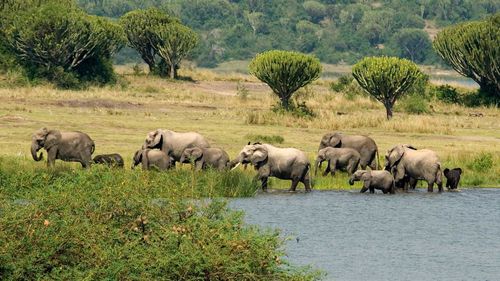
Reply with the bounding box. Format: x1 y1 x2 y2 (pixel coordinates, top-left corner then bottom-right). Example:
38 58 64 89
280 95 290 111
385 104 393 120
169 63 175 79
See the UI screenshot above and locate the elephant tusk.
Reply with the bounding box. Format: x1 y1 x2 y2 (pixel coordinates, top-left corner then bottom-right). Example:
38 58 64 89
231 162 241 171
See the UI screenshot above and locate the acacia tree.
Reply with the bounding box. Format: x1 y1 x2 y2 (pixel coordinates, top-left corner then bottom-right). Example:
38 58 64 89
249 50 322 110
120 8 197 79
391 28 432 63
433 14 499 102
352 56 425 120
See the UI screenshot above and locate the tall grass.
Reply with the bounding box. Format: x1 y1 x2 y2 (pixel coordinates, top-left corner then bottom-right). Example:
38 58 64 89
0 158 321 280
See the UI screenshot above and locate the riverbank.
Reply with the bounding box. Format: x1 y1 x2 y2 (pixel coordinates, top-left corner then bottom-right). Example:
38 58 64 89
0 68 498 188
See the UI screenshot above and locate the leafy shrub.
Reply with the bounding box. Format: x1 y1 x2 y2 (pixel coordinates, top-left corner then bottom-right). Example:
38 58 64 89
467 152 493 172
330 74 353 93
0 159 320 280
245 134 285 144
400 95 429 115
432 85 461 104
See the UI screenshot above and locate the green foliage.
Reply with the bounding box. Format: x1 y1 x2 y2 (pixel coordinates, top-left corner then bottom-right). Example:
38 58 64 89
352 56 426 119
390 28 432 63
245 134 285 145
330 74 354 93
400 95 429 115
249 50 321 110
432 84 462 104
120 8 197 79
3 3 124 88
467 152 494 172
74 0 498 67
0 158 320 280
433 14 500 103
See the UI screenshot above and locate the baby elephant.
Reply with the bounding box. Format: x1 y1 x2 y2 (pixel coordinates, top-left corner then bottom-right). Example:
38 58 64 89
444 168 462 190
349 170 395 194
93 153 124 168
315 147 360 176
132 149 172 171
180 147 230 171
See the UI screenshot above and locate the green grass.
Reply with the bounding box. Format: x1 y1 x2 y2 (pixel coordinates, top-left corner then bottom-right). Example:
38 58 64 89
0 157 321 280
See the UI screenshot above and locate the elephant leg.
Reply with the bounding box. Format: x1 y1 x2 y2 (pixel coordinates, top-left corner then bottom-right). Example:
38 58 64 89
289 178 299 192
302 177 312 192
47 149 57 167
260 177 268 192
195 160 204 171
427 181 434 192
369 187 375 194
360 187 368 193
80 152 92 169
323 161 331 176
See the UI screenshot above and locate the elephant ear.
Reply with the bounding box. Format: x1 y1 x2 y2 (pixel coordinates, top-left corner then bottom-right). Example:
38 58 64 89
191 147 203 160
44 130 61 150
133 150 142 165
250 146 268 165
151 129 163 148
388 145 405 167
393 163 406 182
402 144 417 150
455 168 462 175
328 133 341 147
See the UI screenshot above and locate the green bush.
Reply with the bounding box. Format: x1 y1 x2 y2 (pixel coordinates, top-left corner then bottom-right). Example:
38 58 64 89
0 158 320 280
467 152 493 172
432 85 461 104
4 3 124 88
330 74 353 93
399 95 429 114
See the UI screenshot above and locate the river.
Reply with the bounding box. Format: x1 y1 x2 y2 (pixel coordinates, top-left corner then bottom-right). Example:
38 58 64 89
230 189 500 281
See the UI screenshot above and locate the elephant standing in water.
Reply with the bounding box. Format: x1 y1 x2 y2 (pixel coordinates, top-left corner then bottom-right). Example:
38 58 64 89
142 129 210 166
31 128 95 168
385 144 443 192
318 132 379 170
231 143 311 192
315 147 360 176
349 170 395 194
180 147 230 171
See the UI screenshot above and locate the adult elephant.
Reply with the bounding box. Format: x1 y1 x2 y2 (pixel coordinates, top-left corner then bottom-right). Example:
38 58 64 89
31 128 95 168
142 129 209 166
231 143 311 192
318 132 379 170
385 144 443 192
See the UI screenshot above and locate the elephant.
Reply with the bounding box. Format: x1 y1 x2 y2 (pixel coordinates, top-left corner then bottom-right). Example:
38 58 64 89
385 144 443 192
349 170 395 194
318 132 379 170
231 143 311 192
142 129 210 166
132 149 173 171
315 147 360 176
180 147 230 171
31 128 94 168
444 168 462 190
93 153 124 168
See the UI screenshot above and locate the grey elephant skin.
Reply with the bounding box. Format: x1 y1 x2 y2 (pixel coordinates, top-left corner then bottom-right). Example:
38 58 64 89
93 153 124 168
444 168 462 190
349 170 395 194
315 147 360 176
232 143 311 192
142 129 210 166
31 128 95 168
385 144 443 192
132 149 172 171
180 147 230 171
319 132 379 169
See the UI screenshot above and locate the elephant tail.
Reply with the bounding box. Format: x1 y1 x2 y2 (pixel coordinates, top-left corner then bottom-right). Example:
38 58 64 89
90 142 95 155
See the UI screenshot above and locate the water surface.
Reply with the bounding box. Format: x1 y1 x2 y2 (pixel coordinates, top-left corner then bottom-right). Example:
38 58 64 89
230 189 500 281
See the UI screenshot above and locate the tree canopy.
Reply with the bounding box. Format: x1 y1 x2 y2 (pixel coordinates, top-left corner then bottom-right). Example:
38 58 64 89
352 56 426 120
433 14 499 102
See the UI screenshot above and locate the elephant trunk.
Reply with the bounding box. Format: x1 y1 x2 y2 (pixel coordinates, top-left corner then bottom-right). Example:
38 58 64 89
348 176 355 186
314 159 322 176
229 156 242 169
180 155 186 164
31 142 43 161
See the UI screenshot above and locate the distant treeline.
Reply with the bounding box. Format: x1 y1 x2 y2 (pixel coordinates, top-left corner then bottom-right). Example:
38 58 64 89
76 0 499 67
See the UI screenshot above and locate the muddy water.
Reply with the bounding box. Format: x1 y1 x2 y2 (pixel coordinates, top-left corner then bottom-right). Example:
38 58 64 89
230 189 500 281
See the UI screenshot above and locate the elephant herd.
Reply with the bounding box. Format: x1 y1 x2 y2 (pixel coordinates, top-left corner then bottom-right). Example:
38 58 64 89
30 128 462 193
